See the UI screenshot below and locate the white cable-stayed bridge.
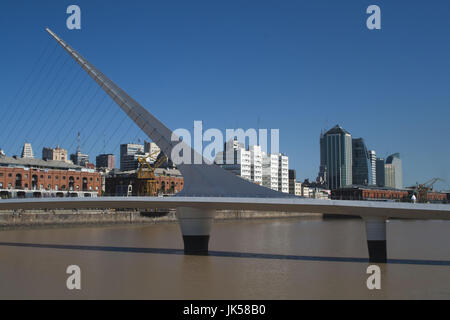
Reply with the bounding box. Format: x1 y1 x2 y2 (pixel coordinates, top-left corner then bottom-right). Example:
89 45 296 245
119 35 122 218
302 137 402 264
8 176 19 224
0 28 449 264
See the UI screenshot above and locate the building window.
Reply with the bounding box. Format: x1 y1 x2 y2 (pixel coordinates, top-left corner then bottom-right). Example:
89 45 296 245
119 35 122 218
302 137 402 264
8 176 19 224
8 173 12 178
48 176 51 179
40 175 44 179
15 174 22 188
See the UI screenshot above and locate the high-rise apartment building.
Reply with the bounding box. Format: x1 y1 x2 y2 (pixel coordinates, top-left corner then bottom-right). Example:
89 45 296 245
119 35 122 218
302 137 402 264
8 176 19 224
368 150 377 186
21 143 34 159
249 145 262 185
215 139 289 192
278 154 289 193
215 139 252 181
262 153 279 191
321 125 353 190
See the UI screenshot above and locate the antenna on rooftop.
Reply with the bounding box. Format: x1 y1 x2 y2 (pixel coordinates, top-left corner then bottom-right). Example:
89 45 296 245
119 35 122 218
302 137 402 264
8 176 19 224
77 132 81 153
103 131 106 154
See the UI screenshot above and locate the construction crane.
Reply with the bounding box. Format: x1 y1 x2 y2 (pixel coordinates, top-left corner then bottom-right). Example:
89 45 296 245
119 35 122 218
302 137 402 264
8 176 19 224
414 178 445 203
135 151 168 197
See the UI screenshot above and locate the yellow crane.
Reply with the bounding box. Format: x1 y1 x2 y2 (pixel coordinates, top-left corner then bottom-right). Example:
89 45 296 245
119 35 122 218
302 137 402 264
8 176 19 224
415 178 445 203
136 151 168 197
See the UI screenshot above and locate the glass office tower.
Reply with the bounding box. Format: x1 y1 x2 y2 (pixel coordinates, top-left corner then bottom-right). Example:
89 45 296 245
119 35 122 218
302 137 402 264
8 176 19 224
386 153 403 189
352 138 371 186
322 125 353 190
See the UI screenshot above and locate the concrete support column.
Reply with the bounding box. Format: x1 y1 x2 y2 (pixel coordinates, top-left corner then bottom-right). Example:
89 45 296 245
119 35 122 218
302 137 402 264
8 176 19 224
176 207 216 255
364 217 387 263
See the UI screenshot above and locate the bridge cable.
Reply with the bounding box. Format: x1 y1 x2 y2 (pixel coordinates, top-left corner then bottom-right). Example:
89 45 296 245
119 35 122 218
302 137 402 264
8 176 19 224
2 41 59 153
33 66 85 152
9 50 68 154
0 39 54 141
56 83 103 155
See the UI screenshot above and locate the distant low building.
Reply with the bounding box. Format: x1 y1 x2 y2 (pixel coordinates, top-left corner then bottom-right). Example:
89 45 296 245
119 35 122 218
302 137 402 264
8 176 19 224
289 181 302 197
288 170 302 197
70 150 89 167
303 186 330 200
96 154 115 170
42 146 69 162
332 185 409 202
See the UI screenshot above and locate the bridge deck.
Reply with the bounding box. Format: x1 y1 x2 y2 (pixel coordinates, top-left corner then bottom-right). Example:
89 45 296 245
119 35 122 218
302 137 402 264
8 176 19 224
0 197 449 220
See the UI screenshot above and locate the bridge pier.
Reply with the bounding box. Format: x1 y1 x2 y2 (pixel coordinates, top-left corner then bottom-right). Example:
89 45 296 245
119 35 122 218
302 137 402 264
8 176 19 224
176 207 216 255
364 217 387 263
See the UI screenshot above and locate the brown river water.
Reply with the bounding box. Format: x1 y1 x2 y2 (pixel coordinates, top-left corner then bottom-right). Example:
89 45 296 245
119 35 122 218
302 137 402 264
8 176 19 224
0 217 449 299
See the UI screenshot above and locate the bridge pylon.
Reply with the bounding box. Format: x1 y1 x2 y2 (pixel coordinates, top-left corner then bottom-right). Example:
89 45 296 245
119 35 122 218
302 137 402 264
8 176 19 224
176 207 216 255
364 217 387 263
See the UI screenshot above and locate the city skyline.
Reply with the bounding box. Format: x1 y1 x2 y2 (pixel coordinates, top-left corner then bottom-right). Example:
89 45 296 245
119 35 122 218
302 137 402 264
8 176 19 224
0 1 449 190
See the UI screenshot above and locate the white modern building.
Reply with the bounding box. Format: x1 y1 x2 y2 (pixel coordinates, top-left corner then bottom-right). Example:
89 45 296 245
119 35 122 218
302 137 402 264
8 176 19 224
278 154 289 193
369 150 377 186
144 141 161 161
21 143 34 159
289 181 302 197
262 153 279 191
249 145 262 185
215 140 252 182
215 140 289 193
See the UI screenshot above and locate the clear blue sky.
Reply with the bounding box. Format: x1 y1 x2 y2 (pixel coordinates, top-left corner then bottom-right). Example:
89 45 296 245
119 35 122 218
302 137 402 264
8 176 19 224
0 0 449 190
